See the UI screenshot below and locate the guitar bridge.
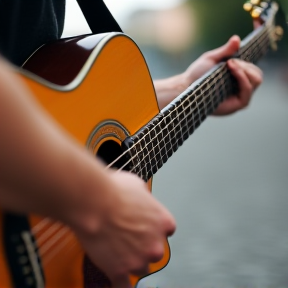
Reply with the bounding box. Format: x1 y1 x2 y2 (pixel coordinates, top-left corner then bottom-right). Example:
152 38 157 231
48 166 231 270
2 213 45 288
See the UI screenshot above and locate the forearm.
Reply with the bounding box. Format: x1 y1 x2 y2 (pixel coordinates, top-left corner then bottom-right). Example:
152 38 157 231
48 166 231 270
154 74 187 110
0 59 111 230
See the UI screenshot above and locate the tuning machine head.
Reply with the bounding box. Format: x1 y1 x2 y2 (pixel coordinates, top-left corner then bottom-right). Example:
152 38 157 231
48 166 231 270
243 0 270 19
274 26 284 39
270 26 285 51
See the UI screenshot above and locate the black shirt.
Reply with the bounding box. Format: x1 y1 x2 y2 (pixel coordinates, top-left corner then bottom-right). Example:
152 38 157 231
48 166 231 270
0 0 122 66
0 0 65 66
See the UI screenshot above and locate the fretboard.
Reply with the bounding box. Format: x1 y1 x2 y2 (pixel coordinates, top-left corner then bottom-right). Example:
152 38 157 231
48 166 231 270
122 24 272 181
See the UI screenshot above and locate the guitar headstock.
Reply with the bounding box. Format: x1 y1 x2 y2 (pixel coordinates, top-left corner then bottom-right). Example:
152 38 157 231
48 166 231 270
243 0 286 51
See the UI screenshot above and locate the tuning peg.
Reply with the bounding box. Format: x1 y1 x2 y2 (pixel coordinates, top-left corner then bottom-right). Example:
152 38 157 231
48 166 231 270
251 7 263 18
271 42 278 51
275 26 284 37
260 2 269 8
243 2 253 12
273 26 284 41
250 0 261 5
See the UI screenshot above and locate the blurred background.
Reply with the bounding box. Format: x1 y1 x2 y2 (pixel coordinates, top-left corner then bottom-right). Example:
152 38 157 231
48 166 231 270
64 1 288 287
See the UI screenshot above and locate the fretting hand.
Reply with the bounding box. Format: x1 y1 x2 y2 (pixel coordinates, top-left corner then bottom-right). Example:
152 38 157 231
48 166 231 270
155 35 263 115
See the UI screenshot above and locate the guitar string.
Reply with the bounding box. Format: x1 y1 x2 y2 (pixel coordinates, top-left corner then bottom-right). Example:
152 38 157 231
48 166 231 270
42 236 78 266
28 25 271 260
29 27 270 257
117 32 270 174
36 222 63 246
127 32 272 176
117 65 229 173
132 90 231 177
33 52 263 257
127 91 220 176
31 28 271 261
32 218 52 235
127 71 235 176
30 67 220 259
29 60 228 240
36 45 273 268
39 227 70 256
107 25 269 171
33 77 218 254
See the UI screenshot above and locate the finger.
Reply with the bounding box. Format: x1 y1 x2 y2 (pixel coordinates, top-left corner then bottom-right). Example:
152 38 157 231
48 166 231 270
206 35 241 62
253 19 263 29
130 264 150 277
148 241 165 263
165 215 176 237
231 59 263 88
160 208 176 237
231 59 263 76
112 275 132 288
228 59 253 107
241 65 263 89
244 62 263 77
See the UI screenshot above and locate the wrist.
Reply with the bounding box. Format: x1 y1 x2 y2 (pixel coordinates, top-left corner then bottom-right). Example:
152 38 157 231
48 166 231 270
59 157 115 236
155 73 188 109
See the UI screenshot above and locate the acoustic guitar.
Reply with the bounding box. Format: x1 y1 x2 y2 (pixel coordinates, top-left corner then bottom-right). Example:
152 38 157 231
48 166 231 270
0 1 286 287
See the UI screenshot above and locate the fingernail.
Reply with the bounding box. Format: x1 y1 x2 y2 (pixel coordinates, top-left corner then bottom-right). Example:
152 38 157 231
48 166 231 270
231 59 242 67
229 59 236 67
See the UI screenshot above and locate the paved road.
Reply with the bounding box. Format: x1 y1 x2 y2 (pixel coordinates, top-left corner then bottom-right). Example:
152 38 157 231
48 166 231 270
140 60 288 288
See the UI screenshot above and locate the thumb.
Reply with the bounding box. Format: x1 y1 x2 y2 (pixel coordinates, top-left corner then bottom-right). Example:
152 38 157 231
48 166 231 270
207 35 241 62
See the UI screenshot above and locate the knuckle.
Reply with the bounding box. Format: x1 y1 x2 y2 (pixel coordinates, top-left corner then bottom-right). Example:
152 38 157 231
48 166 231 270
255 75 263 85
131 262 148 276
164 214 176 235
243 102 249 108
113 266 127 279
202 51 211 59
244 81 253 93
242 98 250 108
148 243 164 262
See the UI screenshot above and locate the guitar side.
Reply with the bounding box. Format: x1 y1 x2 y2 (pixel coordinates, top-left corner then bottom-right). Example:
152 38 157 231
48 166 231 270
0 33 170 288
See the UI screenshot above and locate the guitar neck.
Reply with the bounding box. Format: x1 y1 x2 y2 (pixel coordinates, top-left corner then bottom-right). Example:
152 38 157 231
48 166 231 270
122 24 271 181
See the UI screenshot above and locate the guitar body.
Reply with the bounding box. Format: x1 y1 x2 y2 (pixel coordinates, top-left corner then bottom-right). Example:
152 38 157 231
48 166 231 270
0 33 170 288
1 2 284 286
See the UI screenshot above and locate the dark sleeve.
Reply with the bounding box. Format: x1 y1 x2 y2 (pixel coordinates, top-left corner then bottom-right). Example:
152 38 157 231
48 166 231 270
0 0 65 66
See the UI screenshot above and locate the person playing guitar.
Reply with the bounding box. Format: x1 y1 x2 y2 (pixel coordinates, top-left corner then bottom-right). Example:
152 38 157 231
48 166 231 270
0 0 271 287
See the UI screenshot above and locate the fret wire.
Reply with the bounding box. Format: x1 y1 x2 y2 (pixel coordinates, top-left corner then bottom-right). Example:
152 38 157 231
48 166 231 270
201 27 270 96
240 29 267 62
132 75 235 179
240 26 272 63
133 90 228 178
133 103 218 178
111 24 273 172
136 52 241 162
127 65 236 176
118 64 227 172
122 26 273 178
240 26 267 56
131 47 265 178
130 81 225 178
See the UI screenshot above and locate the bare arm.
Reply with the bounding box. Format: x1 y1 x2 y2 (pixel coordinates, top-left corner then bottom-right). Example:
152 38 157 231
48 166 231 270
0 58 111 223
0 58 175 288
154 35 263 113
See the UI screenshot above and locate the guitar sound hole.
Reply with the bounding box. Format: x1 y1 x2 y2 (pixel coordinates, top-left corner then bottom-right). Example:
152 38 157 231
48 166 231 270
97 140 129 170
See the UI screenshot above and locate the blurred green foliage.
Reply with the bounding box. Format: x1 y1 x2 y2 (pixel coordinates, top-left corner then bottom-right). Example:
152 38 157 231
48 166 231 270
189 0 253 48
187 0 288 56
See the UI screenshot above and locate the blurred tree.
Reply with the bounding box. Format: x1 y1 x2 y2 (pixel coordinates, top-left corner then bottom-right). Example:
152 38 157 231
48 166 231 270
279 0 288 15
187 0 287 57
187 0 254 49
